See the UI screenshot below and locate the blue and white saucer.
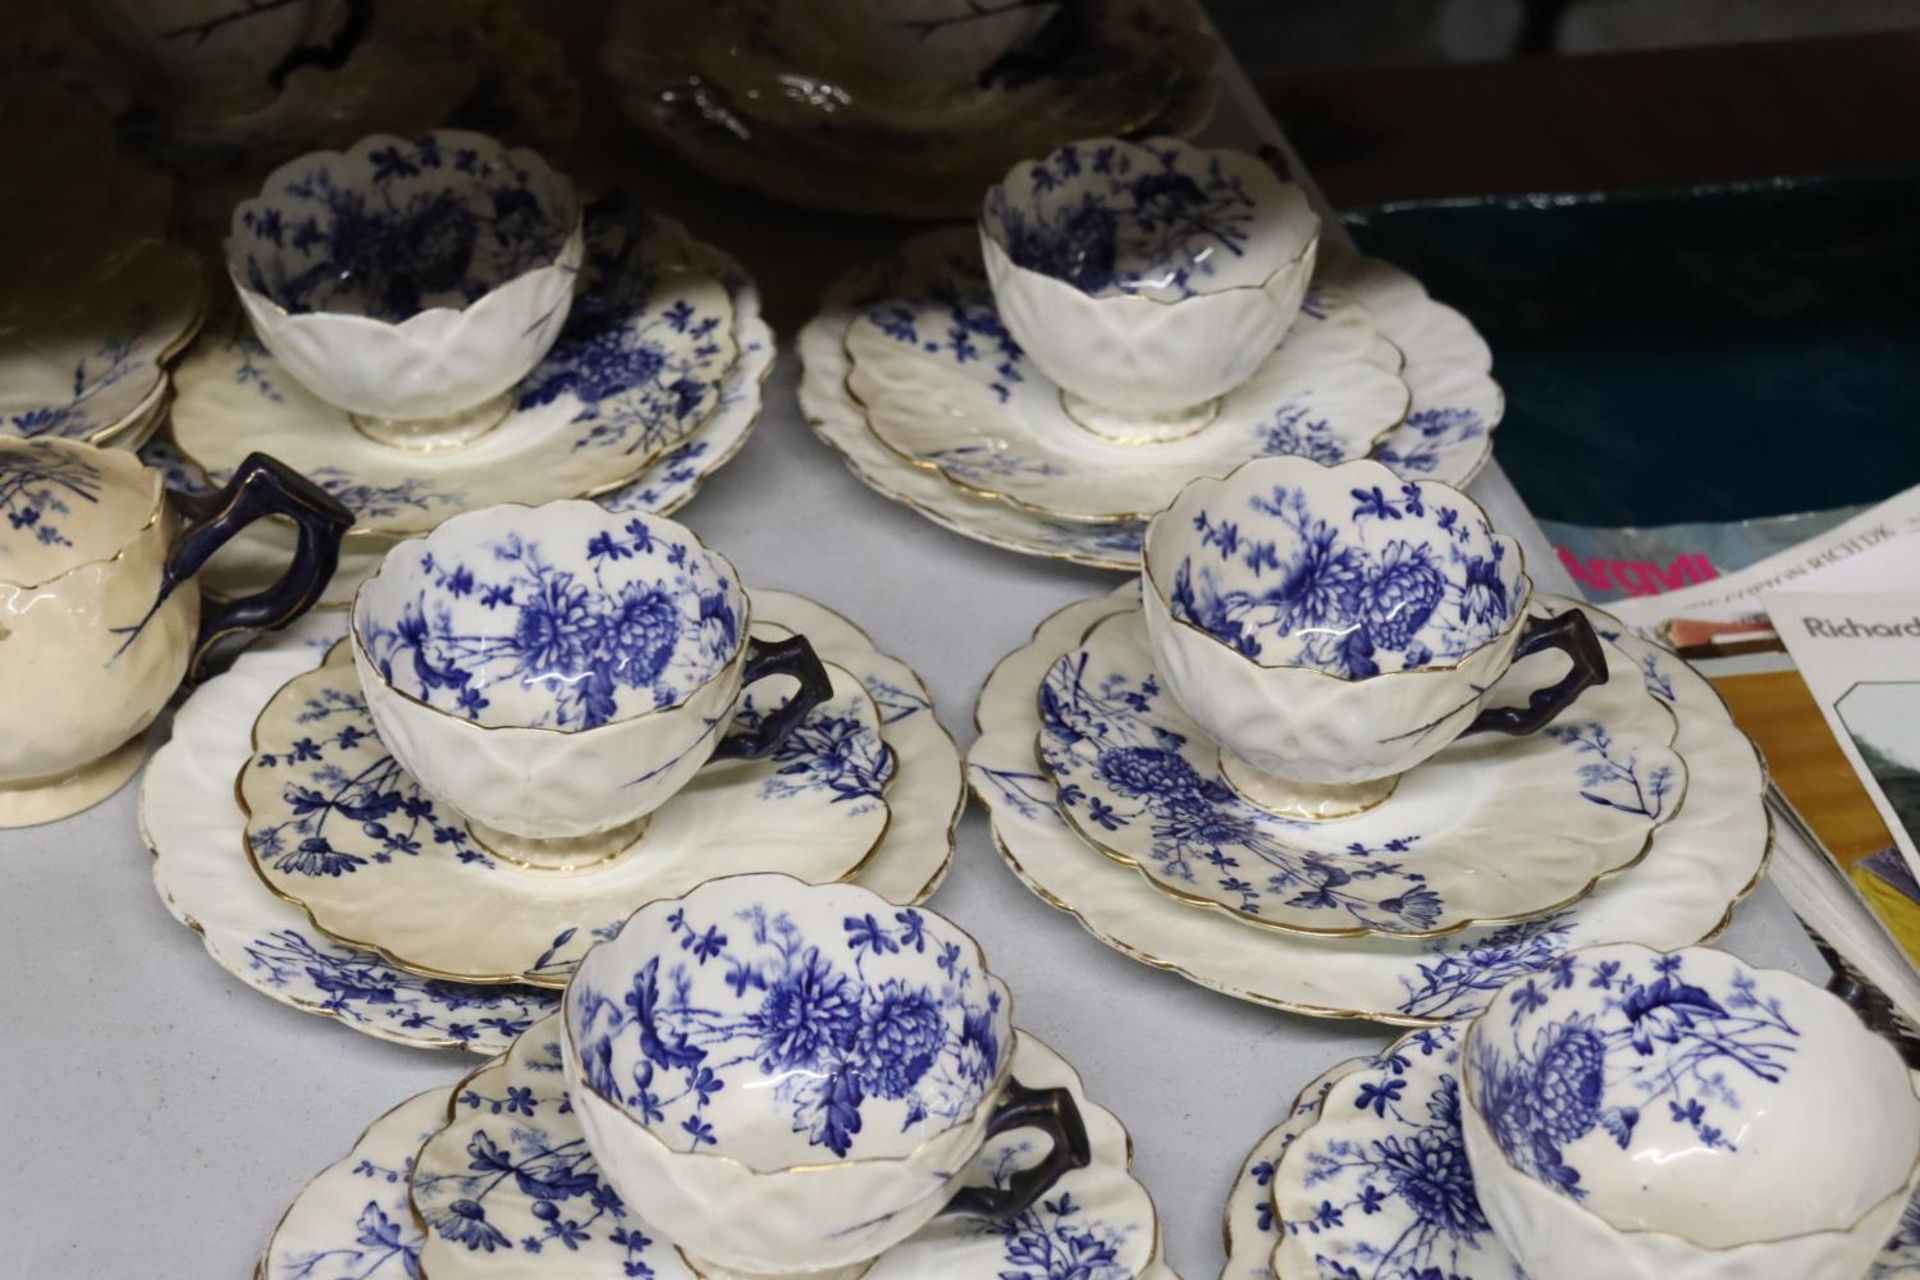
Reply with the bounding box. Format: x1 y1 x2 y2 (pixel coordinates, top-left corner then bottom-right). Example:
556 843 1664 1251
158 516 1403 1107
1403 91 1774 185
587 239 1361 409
171 198 746 540
1226 1026 1920 1280
142 593 960 1052
804 237 1500 569
1038 602 1685 938
255 1017 1169 1280
1 239 204 444
971 587 1769 1023
239 635 893 986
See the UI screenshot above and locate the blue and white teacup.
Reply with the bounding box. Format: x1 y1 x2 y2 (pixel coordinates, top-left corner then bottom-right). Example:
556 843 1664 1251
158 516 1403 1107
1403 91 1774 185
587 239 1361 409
72 0 371 119
562 873 1090 1280
227 130 584 448
0 436 349 826
351 501 832 870
981 137 1320 442
1462 943 1920 1280
1142 456 1606 818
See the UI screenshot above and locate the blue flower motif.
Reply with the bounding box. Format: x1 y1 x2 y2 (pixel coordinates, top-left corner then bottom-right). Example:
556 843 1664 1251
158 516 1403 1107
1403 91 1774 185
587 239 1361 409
853 981 946 1099
753 948 862 1071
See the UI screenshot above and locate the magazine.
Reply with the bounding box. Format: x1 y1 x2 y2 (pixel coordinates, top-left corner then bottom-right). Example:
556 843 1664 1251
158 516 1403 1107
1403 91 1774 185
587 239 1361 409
1769 591 1920 891
1711 664 1920 981
1541 507 1862 605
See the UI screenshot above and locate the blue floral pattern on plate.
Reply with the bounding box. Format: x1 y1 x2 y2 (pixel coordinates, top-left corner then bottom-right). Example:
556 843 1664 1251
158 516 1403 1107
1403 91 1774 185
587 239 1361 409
238 643 893 986
1467 949 1801 1201
174 198 736 537
1164 476 1516 678
357 513 741 730
1035 606 1683 937
260 1088 446 1280
409 1017 1159 1280
569 896 1004 1160
1273 1023 1524 1280
971 588 1766 1023
985 139 1262 299
233 132 574 320
1219 1060 1369 1280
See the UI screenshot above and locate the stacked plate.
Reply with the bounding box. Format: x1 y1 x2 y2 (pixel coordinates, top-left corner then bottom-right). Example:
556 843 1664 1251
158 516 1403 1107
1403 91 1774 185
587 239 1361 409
969 572 1771 1025
1222 1018 1920 1280
601 0 1219 218
261 1016 1169 1280
800 152 1503 569
142 582 964 1054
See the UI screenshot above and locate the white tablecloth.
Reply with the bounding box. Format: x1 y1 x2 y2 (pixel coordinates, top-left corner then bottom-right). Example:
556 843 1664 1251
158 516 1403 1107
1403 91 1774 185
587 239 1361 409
0 48 1823 1280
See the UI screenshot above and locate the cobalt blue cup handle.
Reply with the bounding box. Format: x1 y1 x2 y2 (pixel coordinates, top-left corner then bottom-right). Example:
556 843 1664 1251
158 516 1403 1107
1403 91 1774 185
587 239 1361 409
708 634 834 762
939 1078 1093 1222
147 452 352 679
1460 609 1608 738
267 0 377 88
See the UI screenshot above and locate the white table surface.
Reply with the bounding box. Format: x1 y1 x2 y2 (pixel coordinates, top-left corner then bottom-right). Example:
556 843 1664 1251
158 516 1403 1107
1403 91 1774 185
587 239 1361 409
0 45 1825 1280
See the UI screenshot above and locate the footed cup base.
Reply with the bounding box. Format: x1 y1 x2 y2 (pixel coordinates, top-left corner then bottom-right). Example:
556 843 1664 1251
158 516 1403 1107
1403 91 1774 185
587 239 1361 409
465 814 652 872
0 736 147 829
1061 389 1221 444
350 391 514 452
1220 751 1400 820
681 1253 876 1280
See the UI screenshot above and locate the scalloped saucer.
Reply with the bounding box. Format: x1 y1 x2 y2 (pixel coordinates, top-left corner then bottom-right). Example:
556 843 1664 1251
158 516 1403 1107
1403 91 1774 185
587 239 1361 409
142 592 960 1053
602 0 1216 220
1038 602 1686 939
846 229 1408 523
172 200 736 541
969 586 1769 1024
1 239 205 443
803 239 1501 569
150 225 773 608
1229 1028 1920 1280
254 1021 1170 1280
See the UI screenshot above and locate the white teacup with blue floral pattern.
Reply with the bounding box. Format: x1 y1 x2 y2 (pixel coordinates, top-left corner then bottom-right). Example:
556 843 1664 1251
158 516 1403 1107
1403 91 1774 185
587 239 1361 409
227 130 584 448
562 873 1091 1280
1142 456 1606 818
351 501 833 870
1462 943 1920 1280
980 137 1320 442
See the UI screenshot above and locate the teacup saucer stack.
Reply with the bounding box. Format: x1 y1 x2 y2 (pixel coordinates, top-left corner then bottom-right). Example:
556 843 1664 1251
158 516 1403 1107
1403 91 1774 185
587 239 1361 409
256 876 1174 1280
802 137 1504 568
142 503 964 1053
146 128 774 605
971 453 1771 1024
1222 945 1920 1280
